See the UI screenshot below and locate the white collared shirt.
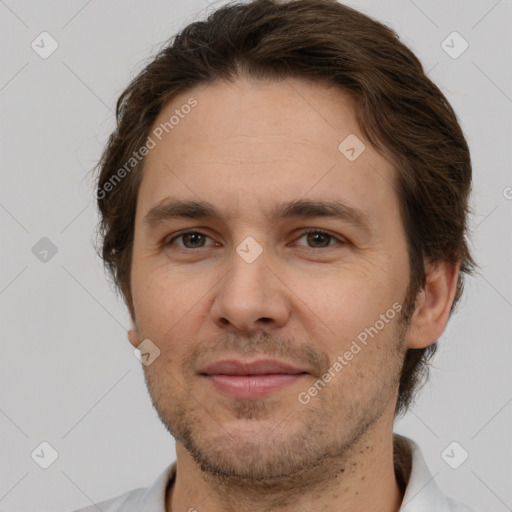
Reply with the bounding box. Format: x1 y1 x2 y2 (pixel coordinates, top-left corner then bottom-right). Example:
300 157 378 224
71 434 476 512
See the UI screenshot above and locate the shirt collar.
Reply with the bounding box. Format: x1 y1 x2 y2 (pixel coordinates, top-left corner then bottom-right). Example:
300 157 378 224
395 433 455 511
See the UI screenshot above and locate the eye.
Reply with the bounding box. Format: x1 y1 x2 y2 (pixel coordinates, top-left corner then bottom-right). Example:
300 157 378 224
166 231 216 249
164 229 346 251
294 229 345 249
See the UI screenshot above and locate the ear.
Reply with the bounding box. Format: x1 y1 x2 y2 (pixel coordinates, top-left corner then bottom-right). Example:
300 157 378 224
127 323 140 349
406 259 460 349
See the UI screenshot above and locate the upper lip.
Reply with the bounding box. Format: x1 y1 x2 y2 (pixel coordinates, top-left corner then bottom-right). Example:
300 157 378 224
199 359 308 376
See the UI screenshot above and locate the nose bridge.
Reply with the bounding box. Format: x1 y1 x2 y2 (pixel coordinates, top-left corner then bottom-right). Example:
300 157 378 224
225 234 271 308
211 233 289 332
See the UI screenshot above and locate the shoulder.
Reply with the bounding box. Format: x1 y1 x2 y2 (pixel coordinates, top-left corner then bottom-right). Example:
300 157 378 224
70 488 145 512
69 461 176 512
446 496 479 512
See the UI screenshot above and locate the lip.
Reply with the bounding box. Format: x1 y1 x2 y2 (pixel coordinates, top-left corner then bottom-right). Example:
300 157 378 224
199 359 309 399
200 359 307 376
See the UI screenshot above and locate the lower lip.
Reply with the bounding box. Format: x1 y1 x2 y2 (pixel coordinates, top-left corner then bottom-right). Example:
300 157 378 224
204 374 307 399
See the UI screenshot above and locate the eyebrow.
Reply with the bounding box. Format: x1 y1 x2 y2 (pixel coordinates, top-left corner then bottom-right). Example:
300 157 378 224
143 198 373 234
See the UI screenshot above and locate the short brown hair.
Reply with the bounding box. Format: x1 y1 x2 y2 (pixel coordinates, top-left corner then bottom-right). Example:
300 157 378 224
94 0 476 416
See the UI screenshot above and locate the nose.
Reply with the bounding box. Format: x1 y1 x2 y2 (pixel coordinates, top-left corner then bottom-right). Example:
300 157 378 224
210 242 291 335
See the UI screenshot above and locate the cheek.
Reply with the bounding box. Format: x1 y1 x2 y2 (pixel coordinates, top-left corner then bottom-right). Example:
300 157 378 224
131 261 189 334
132 274 199 371
298 259 400 316
286 262 404 356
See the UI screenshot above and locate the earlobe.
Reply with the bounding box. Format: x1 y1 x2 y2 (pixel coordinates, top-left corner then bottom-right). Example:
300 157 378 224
406 260 460 349
127 325 140 348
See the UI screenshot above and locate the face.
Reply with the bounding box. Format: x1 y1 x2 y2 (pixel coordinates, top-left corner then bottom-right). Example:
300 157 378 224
129 76 412 480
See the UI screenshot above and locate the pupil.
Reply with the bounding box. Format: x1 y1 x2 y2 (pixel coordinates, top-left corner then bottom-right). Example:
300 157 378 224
309 233 329 247
187 233 203 247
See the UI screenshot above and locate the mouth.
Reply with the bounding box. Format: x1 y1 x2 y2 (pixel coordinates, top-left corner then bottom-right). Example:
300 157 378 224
199 359 309 400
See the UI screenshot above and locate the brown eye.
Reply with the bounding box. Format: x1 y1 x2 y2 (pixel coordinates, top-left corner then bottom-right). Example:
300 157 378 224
167 231 214 249
295 229 344 249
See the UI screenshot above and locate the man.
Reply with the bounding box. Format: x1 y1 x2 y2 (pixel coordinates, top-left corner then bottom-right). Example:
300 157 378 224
75 0 477 510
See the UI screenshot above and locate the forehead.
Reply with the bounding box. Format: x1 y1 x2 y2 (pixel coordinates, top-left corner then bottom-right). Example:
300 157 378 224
136 76 397 226
148 77 362 159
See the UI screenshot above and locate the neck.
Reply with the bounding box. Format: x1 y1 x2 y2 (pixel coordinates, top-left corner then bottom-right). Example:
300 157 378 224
166 429 404 512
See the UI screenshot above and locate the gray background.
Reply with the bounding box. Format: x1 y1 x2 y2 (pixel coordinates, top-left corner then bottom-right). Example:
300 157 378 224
0 0 511 511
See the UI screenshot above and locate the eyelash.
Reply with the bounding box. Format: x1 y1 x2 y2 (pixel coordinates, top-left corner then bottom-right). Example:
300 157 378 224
165 228 346 250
